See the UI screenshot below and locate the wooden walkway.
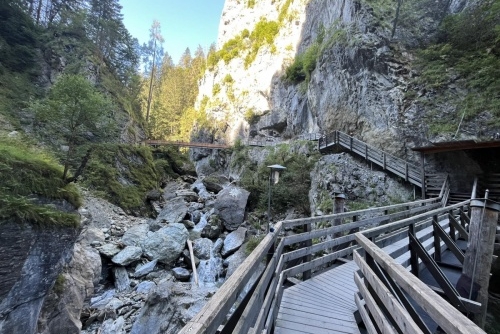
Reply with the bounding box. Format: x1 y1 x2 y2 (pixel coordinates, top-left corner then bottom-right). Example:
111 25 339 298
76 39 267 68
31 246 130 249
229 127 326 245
275 218 451 333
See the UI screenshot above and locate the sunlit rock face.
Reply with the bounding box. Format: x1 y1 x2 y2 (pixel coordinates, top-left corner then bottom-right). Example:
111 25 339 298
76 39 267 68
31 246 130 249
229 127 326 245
196 0 469 157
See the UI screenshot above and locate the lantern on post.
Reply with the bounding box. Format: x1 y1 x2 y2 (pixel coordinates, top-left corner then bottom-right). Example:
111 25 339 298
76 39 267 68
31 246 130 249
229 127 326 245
267 164 286 233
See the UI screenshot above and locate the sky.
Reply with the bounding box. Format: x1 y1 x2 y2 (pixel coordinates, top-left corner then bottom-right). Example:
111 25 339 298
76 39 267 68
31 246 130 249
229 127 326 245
119 0 226 64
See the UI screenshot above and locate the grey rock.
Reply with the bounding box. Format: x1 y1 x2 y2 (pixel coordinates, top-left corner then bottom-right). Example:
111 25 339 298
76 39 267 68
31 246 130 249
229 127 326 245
176 190 199 202
105 298 125 310
121 224 149 247
172 267 191 281
80 227 106 246
201 215 222 239
156 197 188 224
0 222 79 334
136 281 156 294
90 290 116 309
133 260 157 278
114 267 130 292
111 246 143 266
182 249 200 268
222 227 247 257
38 243 101 334
7 130 19 138
146 189 162 201
214 186 250 231
99 316 125 334
142 224 188 264
181 219 195 229
193 238 213 260
202 178 223 193
98 243 122 258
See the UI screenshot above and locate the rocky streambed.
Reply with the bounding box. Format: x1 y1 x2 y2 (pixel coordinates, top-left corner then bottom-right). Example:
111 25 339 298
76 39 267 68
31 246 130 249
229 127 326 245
37 178 260 334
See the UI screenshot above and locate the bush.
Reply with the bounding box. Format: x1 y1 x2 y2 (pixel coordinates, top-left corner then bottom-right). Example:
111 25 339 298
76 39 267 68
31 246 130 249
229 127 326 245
285 42 320 84
244 108 260 124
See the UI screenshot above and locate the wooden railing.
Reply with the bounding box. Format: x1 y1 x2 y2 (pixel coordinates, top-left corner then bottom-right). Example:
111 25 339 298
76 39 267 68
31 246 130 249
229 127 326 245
319 131 423 188
180 178 457 333
355 231 484 334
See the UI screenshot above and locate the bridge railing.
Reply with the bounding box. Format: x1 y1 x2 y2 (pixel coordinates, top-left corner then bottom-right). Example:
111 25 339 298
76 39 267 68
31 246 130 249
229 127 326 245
179 178 452 334
354 228 484 334
319 131 422 187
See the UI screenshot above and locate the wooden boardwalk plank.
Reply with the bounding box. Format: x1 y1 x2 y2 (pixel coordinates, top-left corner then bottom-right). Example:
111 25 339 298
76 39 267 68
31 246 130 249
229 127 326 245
276 220 450 333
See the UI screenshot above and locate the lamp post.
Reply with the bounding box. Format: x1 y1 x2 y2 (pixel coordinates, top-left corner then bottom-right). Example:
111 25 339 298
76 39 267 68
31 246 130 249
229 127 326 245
267 164 286 233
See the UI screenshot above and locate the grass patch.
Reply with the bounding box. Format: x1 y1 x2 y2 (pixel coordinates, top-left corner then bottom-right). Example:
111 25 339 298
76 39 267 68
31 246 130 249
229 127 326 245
245 235 265 255
0 138 81 227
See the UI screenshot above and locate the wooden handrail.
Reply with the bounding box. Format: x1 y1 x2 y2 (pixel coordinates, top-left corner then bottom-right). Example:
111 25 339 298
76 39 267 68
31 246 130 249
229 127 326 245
319 131 423 187
355 234 485 334
179 221 283 334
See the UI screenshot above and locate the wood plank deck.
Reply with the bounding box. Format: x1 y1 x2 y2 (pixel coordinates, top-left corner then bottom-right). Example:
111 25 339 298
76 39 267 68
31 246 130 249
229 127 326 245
275 219 452 333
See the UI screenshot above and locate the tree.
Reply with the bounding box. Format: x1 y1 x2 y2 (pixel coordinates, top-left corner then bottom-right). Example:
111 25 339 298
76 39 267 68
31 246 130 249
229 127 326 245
142 20 164 126
33 74 116 181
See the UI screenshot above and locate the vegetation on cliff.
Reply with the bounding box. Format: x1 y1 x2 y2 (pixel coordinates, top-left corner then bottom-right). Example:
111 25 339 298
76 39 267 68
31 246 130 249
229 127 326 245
0 139 81 227
233 141 320 216
414 1 500 135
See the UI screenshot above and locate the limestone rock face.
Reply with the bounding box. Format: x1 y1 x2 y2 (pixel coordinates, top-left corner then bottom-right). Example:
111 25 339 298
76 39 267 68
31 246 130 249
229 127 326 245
194 0 470 159
214 186 250 231
0 221 79 334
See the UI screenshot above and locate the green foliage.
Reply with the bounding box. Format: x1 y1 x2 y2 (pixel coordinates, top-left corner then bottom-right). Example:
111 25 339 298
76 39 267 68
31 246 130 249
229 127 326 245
207 1 294 70
247 0 256 8
239 144 320 215
412 1 500 130
318 191 333 214
245 235 264 255
285 42 320 83
244 108 260 124
223 74 234 84
33 74 117 180
81 144 159 214
212 83 221 95
0 138 81 227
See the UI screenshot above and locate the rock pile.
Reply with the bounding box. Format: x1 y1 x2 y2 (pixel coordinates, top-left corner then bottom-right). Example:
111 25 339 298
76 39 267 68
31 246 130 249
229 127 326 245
39 178 253 334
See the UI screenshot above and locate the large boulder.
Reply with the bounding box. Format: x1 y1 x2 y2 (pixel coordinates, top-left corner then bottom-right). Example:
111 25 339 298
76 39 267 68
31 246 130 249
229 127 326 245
201 215 222 239
193 238 213 260
214 186 250 231
156 198 188 224
142 223 188 264
111 246 143 266
221 227 247 257
121 224 149 247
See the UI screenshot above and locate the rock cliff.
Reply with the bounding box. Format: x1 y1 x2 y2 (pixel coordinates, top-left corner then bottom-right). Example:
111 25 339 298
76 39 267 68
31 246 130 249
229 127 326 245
0 222 79 333
197 0 482 159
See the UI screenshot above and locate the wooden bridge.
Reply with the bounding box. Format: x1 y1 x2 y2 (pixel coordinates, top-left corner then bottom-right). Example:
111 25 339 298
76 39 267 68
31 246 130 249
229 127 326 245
143 140 230 149
180 173 499 334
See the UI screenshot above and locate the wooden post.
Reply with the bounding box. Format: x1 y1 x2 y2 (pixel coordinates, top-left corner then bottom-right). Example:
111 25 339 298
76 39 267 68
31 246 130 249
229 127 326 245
333 193 346 238
302 222 312 280
461 193 500 328
420 152 426 199
187 240 199 286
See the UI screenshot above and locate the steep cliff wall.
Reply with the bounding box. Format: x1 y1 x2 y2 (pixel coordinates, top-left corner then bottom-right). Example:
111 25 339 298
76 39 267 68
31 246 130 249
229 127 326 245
0 222 79 333
197 0 486 159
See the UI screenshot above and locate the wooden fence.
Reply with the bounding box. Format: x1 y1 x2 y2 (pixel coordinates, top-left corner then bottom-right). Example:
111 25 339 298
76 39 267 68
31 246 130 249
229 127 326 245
178 176 480 334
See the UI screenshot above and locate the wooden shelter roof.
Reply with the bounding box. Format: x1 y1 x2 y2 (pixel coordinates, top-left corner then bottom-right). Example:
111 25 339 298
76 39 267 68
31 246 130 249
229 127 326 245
412 140 500 154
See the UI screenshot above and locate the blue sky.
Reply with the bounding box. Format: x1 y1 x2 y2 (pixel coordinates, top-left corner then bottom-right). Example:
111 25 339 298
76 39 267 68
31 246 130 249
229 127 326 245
120 0 226 64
